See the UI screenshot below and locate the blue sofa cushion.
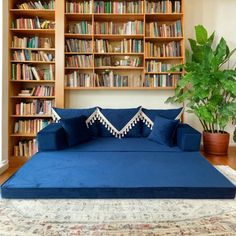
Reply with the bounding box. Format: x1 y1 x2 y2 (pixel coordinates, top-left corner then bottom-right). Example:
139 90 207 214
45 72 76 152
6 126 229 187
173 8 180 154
37 123 67 151
52 107 98 136
97 107 142 137
176 123 201 151
61 116 92 147
142 107 183 137
148 116 180 147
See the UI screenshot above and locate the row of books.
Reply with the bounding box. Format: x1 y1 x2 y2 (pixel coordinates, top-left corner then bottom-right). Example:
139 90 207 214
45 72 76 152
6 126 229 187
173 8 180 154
65 39 92 52
12 64 55 81
12 17 55 29
12 36 54 49
95 39 143 53
68 21 92 34
94 0 144 14
66 55 93 67
66 1 92 13
146 61 177 72
146 20 182 37
14 139 38 157
12 50 54 62
145 0 181 13
16 0 55 10
66 72 93 87
18 86 55 97
95 56 142 67
144 74 180 87
95 72 143 87
14 119 51 134
15 100 54 115
94 21 143 35
145 41 181 57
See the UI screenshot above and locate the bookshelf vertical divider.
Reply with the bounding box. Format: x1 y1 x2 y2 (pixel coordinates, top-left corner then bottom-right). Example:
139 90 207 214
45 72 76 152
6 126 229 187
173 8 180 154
8 0 185 161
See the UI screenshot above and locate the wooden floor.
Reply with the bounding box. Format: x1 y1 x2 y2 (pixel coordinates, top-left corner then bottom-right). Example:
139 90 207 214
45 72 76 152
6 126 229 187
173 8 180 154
0 147 236 185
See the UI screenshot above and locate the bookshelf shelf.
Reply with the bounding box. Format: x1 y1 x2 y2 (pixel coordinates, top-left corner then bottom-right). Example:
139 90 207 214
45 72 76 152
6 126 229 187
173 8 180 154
65 52 93 55
10 96 55 99
94 67 144 70
10 134 37 137
94 14 144 21
65 87 176 91
10 80 55 83
11 115 53 118
10 29 55 35
10 47 55 51
145 13 183 21
65 67 94 70
145 57 184 60
64 34 93 39
10 9 55 19
11 60 55 64
94 53 144 56
94 34 144 40
145 37 184 42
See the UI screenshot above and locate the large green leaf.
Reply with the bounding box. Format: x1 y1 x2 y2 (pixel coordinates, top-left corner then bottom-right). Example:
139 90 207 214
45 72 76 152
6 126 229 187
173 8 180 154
195 25 208 45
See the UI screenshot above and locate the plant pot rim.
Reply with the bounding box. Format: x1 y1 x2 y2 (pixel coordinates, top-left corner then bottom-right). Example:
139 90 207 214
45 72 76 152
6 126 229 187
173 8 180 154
203 131 229 135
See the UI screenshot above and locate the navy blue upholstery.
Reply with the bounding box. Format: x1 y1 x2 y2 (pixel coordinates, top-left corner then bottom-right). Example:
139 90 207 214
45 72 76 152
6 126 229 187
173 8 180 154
148 116 179 147
142 107 183 136
1 151 235 199
53 107 98 136
61 116 92 147
37 123 67 151
98 107 141 137
176 124 201 151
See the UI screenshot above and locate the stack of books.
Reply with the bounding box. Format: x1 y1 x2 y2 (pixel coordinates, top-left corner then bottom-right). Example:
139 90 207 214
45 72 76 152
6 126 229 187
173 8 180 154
66 0 92 13
94 21 143 35
14 139 38 157
145 41 181 57
146 20 182 37
12 50 54 61
12 64 55 81
16 0 55 9
12 17 55 29
14 119 51 134
94 0 144 13
66 55 93 67
18 86 55 97
15 100 54 115
68 21 92 34
12 36 54 48
65 39 92 52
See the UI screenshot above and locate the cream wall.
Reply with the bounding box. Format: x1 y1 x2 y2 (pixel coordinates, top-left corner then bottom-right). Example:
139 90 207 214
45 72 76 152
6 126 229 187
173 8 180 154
1 0 236 165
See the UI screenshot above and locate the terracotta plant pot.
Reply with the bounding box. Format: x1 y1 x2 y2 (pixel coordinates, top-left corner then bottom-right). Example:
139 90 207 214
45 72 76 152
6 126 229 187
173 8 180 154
203 131 230 156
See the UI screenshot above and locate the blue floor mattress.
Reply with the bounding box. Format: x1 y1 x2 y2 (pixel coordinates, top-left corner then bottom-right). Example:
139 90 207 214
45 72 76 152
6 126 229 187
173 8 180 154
1 138 236 199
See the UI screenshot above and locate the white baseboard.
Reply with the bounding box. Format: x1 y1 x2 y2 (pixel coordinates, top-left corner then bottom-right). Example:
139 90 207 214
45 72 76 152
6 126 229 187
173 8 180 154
0 160 9 175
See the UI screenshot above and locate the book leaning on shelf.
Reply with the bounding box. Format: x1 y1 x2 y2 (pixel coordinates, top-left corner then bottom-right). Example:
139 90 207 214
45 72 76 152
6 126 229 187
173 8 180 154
95 39 143 53
94 0 144 14
12 64 55 81
94 21 143 35
18 86 55 97
12 36 54 49
15 100 54 115
14 119 51 134
16 0 55 9
14 139 38 157
12 17 55 29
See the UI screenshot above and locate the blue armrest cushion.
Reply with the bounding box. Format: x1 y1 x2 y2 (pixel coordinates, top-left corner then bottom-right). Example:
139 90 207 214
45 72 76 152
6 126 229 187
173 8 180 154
37 123 67 151
176 124 201 151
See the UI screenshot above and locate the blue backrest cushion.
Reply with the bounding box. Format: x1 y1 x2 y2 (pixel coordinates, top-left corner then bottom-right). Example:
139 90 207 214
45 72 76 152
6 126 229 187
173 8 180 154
60 116 92 147
98 107 142 137
142 107 183 137
53 107 98 136
148 115 180 147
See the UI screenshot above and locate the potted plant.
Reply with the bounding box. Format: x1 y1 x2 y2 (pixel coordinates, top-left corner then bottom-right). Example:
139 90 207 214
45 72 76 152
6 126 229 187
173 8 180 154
166 25 236 155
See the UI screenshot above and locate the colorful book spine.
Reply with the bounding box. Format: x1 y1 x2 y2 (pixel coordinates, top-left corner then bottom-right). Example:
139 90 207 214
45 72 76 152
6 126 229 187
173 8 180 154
66 1 92 13
12 36 54 48
16 0 55 9
68 21 92 34
146 61 177 72
65 39 92 52
65 71 94 87
66 55 93 67
14 139 38 157
145 0 181 13
144 74 180 87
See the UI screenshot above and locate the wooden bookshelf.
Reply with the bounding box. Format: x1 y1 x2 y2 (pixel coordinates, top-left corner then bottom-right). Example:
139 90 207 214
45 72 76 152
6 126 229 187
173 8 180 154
64 0 185 90
8 0 185 161
8 0 58 160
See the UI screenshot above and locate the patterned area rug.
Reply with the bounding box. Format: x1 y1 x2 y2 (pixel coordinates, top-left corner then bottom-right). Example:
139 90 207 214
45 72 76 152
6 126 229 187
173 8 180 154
0 165 236 236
